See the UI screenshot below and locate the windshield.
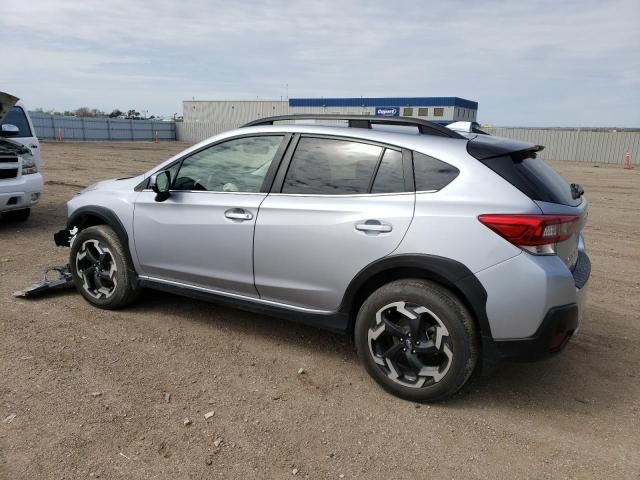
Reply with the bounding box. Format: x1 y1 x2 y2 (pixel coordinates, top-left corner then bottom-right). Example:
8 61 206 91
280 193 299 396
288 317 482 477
2 107 32 137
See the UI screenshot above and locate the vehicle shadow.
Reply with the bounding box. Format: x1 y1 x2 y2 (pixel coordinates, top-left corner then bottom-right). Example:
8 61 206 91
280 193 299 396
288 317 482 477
447 317 636 414
129 288 354 354
50 288 635 413
0 209 66 232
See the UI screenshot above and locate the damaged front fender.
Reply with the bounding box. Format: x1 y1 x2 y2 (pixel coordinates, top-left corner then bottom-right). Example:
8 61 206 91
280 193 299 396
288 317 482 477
53 226 78 247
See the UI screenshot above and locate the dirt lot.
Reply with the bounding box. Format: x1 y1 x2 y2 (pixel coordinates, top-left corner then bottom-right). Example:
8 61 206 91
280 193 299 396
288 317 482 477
1 142 638 479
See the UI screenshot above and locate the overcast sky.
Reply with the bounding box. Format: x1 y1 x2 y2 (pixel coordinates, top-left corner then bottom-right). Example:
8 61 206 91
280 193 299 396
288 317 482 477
1 0 638 126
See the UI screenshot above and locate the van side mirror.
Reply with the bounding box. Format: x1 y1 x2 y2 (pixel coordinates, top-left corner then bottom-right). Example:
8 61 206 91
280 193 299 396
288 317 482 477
150 171 171 202
1 124 20 137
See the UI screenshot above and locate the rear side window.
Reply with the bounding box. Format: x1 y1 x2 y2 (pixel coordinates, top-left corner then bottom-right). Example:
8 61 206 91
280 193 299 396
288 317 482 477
2 107 32 137
282 137 382 194
413 152 459 191
372 149 406 193
481 154 580 207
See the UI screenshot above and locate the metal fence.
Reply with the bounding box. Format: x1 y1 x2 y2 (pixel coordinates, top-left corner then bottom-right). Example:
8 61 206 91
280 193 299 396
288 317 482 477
484 127 639 166
29 111 176 141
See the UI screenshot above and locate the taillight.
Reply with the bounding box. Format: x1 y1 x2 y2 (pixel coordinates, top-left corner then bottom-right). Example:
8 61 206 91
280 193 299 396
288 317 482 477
478 214 580 255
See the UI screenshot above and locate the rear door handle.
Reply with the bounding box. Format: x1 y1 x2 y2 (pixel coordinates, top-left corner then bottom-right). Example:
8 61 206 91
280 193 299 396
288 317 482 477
356 220 392 233
224 208 253 221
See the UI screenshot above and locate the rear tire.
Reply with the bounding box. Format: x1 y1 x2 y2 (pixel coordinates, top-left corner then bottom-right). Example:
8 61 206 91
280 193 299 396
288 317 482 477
2 208 30 222
354 279 478 403
69 225 140 309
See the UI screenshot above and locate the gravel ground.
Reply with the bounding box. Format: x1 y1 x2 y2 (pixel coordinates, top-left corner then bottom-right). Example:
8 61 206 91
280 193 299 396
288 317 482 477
1 141 639 479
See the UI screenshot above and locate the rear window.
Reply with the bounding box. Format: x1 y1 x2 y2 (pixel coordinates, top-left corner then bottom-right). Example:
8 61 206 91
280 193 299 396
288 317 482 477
481 153 580 207
2 107 32 137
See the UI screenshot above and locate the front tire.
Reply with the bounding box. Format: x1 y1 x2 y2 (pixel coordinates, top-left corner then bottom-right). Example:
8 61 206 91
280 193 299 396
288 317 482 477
354 279 478 403
69 225 140 309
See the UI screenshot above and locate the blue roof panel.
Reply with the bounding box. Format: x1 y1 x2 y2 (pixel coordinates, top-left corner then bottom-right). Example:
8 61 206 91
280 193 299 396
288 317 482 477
289 97 478 110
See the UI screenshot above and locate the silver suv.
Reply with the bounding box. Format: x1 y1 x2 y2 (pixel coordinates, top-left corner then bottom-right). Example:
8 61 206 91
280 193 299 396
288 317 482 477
54 115 590 402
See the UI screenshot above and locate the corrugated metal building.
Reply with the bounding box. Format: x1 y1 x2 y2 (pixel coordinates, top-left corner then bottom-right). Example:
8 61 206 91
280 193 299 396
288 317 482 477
183 96 478 125
183 100 291 125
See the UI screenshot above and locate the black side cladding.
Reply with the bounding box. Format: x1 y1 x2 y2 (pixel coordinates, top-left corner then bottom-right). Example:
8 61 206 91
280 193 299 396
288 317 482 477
467 135 581 207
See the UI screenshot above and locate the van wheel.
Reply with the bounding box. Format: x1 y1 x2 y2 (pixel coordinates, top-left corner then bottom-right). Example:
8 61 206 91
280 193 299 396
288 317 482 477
2 208 30 221
69 225 140 309
354 279 478 403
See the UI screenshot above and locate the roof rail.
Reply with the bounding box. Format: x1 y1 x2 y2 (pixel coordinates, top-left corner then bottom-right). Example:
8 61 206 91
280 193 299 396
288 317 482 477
241 114 465 139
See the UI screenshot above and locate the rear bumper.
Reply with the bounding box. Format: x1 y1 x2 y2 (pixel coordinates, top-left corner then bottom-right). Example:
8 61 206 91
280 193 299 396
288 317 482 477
490 303 579 362
482 250 590 364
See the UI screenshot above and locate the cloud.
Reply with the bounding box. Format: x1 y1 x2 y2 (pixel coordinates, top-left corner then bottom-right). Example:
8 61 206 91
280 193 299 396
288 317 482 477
0 0 638 125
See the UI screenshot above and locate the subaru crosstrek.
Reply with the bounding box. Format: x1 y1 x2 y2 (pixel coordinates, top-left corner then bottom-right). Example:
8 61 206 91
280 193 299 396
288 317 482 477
54 115 590 402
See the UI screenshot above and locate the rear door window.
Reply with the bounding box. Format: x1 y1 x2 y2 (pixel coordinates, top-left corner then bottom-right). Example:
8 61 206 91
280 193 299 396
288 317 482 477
282 137 382 194
413 151 459 191
2 107 32 137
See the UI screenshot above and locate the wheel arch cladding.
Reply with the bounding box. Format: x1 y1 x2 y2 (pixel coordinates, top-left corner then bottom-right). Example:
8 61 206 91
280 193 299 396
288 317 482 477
66 206 137 274
68 206 128 241
340 254 492 340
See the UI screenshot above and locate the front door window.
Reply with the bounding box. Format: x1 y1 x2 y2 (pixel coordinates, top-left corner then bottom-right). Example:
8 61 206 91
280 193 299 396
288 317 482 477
173 135 284 192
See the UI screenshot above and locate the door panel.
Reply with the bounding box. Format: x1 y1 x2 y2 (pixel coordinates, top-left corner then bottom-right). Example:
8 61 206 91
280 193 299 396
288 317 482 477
253 193 415 311
133 134 286 297
134 191 265 296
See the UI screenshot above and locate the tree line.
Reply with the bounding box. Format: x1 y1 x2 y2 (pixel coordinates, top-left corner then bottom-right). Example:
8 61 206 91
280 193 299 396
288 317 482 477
34 107 156 120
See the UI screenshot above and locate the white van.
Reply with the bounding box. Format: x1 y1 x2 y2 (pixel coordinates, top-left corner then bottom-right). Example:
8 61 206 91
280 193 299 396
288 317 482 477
0 91 43 221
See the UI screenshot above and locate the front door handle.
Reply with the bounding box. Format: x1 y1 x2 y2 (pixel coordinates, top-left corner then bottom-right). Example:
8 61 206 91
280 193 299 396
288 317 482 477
356 220 392 233
224 208 253 221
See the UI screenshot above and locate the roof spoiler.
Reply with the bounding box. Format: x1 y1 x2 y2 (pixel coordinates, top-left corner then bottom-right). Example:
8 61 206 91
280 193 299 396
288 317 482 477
467 133 544 160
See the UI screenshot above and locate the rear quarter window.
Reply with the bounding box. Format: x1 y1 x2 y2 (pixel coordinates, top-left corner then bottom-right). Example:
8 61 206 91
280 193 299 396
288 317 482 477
2 107 32 137
412 151 459 191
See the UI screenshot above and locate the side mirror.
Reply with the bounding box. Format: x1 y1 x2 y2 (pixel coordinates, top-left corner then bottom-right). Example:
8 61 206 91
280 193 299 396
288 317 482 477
150 170 171 202
1 124 20 137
